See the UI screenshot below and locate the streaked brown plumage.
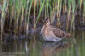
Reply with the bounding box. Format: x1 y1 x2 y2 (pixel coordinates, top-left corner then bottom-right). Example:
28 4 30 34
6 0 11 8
41 18 71 41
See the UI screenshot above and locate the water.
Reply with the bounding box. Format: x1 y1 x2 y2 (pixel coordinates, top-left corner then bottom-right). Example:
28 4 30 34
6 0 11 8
0 31 85 56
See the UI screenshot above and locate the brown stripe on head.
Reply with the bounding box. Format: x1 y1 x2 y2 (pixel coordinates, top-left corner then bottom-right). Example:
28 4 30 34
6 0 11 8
43 17 51 26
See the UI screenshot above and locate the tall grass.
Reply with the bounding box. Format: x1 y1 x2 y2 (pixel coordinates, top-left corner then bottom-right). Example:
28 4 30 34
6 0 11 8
0 0 85 37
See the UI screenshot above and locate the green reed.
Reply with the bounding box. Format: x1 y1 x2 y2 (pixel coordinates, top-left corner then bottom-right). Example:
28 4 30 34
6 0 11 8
26 0 33 34
71 0 75 30
56 0 62 27
83 0 85 23
67 0 76 31
1 0 8 40
36 0 45 24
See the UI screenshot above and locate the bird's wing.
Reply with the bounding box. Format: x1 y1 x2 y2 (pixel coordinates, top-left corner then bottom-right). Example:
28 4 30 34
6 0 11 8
52 28 66 38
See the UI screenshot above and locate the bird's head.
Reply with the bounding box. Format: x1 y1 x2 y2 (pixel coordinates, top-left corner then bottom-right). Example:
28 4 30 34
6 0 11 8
44 17 51 26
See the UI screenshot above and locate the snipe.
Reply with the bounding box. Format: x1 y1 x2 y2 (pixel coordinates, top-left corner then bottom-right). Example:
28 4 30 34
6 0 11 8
41 18 71 42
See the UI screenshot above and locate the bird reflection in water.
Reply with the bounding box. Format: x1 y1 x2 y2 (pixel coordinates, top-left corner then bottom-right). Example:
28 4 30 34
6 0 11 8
41 41 71 56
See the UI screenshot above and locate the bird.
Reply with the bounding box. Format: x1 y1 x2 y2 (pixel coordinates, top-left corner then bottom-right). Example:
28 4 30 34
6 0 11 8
41 18 71 42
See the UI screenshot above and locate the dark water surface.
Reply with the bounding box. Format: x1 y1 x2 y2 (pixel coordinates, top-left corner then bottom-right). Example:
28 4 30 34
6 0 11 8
0 31 85 56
